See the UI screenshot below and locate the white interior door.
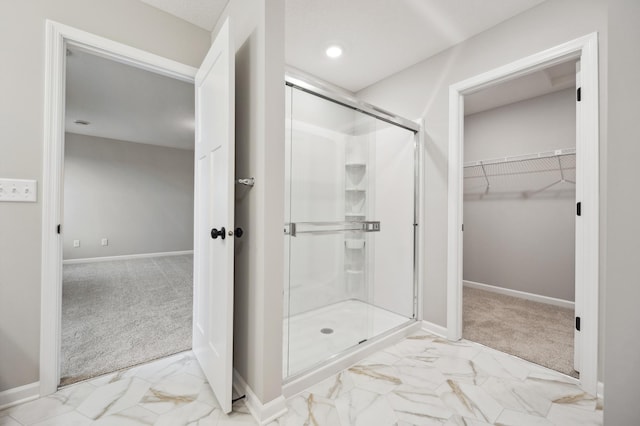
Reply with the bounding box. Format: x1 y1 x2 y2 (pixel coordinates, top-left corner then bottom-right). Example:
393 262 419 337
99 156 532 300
573 60 582 373
193 17 235 413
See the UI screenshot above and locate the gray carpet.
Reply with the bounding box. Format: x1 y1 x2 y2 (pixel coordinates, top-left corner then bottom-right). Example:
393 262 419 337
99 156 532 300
61 255 193 386
463 286 578 378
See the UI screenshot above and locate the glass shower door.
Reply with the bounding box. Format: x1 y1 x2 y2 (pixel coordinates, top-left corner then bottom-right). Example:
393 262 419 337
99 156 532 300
283 84 417 379
284 87 375 377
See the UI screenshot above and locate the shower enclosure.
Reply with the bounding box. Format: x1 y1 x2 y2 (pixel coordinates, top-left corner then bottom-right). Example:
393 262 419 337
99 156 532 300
283 75 420 379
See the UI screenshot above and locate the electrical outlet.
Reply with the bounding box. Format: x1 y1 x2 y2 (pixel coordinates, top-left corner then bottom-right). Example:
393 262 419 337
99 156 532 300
0 178 37 202
73 240 80 248
101 238 108 246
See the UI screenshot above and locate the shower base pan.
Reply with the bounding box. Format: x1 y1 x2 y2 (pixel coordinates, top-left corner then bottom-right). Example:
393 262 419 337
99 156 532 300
283 299 412 379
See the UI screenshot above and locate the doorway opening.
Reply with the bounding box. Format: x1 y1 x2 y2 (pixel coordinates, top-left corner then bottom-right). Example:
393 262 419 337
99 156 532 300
42 19 237 413
59 46 195 386
461 59 578 378
447 33 600 395
40 21 200 396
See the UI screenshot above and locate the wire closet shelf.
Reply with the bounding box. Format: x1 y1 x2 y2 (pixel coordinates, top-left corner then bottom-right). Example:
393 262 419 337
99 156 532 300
464 148 576 196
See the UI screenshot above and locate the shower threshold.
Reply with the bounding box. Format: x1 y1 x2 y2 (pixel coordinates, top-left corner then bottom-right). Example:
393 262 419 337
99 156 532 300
283 299 412 379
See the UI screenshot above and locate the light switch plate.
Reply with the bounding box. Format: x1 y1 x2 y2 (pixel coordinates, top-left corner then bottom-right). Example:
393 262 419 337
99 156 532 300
0 179 37 202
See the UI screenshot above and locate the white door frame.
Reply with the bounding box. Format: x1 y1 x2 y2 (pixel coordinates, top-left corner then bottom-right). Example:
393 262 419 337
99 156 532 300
40 20 197 396
446 33 599 394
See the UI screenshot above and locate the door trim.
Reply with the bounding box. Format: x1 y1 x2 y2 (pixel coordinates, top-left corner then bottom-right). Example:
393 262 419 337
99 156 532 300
41 20 197 396
446 33 599 394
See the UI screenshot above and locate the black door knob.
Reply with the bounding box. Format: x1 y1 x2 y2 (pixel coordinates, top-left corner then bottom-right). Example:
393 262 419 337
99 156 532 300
235 227 244 238
211 227 226 239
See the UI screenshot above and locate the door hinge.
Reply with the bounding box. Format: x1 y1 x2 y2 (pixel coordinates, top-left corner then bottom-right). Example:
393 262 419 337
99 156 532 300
576 316 581 331
577 87 582 102
57 224 61 234
462 223 464 232
577 202 582 217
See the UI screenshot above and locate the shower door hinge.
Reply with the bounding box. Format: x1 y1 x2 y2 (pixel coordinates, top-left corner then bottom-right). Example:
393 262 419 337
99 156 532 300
462 224 464 232
576 316 581 331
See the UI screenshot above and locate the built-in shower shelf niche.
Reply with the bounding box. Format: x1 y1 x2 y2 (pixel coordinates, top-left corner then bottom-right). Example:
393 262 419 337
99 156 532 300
345 190 366 215
345 239 365 249
346 163 366 188
345 211 365 218
344 136 369 300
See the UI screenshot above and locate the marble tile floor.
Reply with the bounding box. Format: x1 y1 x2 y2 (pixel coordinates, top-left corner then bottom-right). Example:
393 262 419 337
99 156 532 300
0 352 255 426
273 330 603 425
0 330 603 425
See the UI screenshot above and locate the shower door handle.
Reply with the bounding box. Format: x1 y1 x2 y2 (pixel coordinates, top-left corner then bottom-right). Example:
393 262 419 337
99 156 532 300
211 227 226 239
284 221 380 236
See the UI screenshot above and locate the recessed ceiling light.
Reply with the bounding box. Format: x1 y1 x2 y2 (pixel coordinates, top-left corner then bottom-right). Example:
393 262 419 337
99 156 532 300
325 45 343 59
74 120 90 125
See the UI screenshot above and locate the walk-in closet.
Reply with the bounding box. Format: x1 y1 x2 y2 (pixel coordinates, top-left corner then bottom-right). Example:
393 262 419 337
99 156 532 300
462 60 579 378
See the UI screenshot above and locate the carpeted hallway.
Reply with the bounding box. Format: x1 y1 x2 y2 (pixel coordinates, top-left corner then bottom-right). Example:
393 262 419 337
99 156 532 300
61 254 193 386
463 286 578 378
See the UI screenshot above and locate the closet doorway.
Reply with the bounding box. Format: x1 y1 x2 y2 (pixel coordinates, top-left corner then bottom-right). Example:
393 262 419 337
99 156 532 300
461 60 578 378
447 34 600 395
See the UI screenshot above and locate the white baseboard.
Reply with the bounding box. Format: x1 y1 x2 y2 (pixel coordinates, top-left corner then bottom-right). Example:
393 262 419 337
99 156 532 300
422 321 448 338
0 382 39 411
463 280 575 310
597 381 604 399
63 250 193 265
233 370 287 425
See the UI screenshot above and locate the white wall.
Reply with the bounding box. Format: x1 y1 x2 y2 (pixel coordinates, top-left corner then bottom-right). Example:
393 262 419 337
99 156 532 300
211 0 285 406
0 0 209 393
357 0 607 378
604 0 640 422
63 133 194 259
463 89 576 301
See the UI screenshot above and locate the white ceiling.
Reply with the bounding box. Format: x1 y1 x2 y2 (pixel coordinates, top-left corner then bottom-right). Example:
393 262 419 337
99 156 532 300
65 48 194 150
285 0 548 92
139 0 228 31
465 60 577 115
137 0 548 92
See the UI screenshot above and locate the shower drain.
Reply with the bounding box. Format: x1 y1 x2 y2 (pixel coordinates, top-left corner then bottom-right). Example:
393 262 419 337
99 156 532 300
320 328 334 335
